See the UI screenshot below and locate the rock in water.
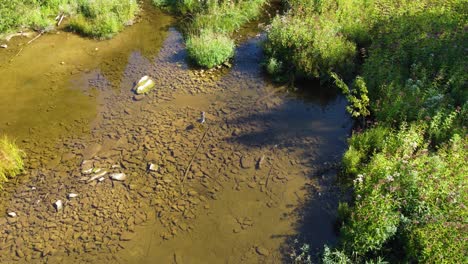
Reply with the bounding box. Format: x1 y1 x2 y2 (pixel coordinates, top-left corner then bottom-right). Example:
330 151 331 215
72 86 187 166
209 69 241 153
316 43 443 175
7 212 17 218
67 193 78 199
81 160 94 175
240 155 254 169
255 246 269 256
134 76 155 94
148 163 159 172
54 200 63 212
110 173 127 181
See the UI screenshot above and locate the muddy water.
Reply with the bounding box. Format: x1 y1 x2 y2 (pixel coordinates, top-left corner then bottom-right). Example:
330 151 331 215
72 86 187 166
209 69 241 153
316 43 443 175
0 5 351 264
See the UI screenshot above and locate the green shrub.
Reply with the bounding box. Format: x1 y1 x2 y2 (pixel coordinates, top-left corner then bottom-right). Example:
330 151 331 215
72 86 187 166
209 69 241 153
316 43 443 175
186 31 235 68
0 0 138 38
0 136 24 187
155 0 267 68
270 0 467 262
69 0 138 38
265 12 356 79
341 126 467 261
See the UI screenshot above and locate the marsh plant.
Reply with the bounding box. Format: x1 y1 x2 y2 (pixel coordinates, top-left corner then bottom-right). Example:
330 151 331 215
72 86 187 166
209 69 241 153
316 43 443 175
0 136 24 188
0 0 139 38
154 0 268 68
186 30 235 68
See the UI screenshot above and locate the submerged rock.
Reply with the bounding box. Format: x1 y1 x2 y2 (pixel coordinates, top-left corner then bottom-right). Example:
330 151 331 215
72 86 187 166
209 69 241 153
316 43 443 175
148 163 159 172
54 200 63 212
255 246 269 256
67 193 78 199
133 76 155 94
81 160 94 175
240 155 254 169
110 173 127 181
7 212 17 218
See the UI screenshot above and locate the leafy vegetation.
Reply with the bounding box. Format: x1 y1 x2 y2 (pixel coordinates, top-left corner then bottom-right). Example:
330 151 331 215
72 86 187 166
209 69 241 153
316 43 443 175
154 0 268 68
265 0 467 262
186 31 234 68
0 136 24 188
0 0 138 38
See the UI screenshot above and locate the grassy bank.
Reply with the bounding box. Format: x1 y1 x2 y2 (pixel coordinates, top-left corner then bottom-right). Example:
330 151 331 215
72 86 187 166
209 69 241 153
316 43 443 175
0 0 139 39
154 0 268 68
0 136 24 188
266 0 467 262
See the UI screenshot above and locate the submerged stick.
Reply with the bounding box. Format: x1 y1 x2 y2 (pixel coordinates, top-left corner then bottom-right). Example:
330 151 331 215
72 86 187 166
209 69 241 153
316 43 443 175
265 145 278 189
27 31 44 45
181 128 209 184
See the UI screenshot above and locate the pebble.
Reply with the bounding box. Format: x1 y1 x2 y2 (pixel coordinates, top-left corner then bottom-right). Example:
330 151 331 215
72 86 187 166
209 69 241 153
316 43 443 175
119 232 135 241
7 212 17 218
256 246 269 256
54 200 63 212
133 94 145 101
110 173 126 181
241 155 254 169
67 193 78 199
0 44 7 49
148 163 158 172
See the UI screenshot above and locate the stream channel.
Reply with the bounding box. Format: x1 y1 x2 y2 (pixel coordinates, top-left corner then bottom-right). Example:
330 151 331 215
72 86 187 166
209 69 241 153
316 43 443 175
0 4 351 264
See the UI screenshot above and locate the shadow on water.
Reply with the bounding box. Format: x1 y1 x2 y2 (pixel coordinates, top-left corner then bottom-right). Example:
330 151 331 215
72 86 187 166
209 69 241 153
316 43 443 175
223 35 352 262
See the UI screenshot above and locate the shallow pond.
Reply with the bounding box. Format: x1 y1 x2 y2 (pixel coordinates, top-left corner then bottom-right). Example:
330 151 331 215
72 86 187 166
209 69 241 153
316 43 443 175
0 4 351 264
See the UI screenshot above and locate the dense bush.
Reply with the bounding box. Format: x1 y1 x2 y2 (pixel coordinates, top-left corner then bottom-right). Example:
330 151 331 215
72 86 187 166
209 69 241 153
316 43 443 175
267 0 467 262
0 136 24 188
186 31 234 68
69 0 138 38
342 126 466 262
0 0 138 38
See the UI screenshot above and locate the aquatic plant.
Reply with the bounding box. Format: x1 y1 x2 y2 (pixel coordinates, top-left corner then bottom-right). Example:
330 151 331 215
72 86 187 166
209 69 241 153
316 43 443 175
0 0 139 38
0 136 24 188
186 30 234 68
154 0 268 68
68 0 139 39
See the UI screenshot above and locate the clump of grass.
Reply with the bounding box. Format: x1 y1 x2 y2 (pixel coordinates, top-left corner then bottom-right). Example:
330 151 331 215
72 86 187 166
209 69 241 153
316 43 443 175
154 0 267 68
186 31 234 69
69 0 139 39
0 136 24 187
0 0 138 39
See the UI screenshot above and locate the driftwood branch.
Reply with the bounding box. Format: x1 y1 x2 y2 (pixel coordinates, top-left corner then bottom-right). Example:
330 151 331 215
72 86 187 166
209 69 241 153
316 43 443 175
27 31 44 45
57 14 65 26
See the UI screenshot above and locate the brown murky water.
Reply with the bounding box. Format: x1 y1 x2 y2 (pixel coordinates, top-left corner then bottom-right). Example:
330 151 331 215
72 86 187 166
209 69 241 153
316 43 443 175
0 4 351 264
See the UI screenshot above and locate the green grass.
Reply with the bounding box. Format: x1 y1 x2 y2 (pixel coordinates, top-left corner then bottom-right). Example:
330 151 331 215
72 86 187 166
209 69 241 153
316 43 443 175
0 136 24 188
266 0 468 262
154 0 268 68
186 30 235 68
0 0 139 39
69 0 139 39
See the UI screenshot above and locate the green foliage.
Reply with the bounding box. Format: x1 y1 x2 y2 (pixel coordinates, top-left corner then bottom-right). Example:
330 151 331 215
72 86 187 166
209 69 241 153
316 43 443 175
0 136 24 188
322 246 351 264
264 8 356 79
154 0 268 68
191 0 267 34
0 0 138 38
331 73 370 119
186 31 234 68
341 126 467 262
69 0 138 38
